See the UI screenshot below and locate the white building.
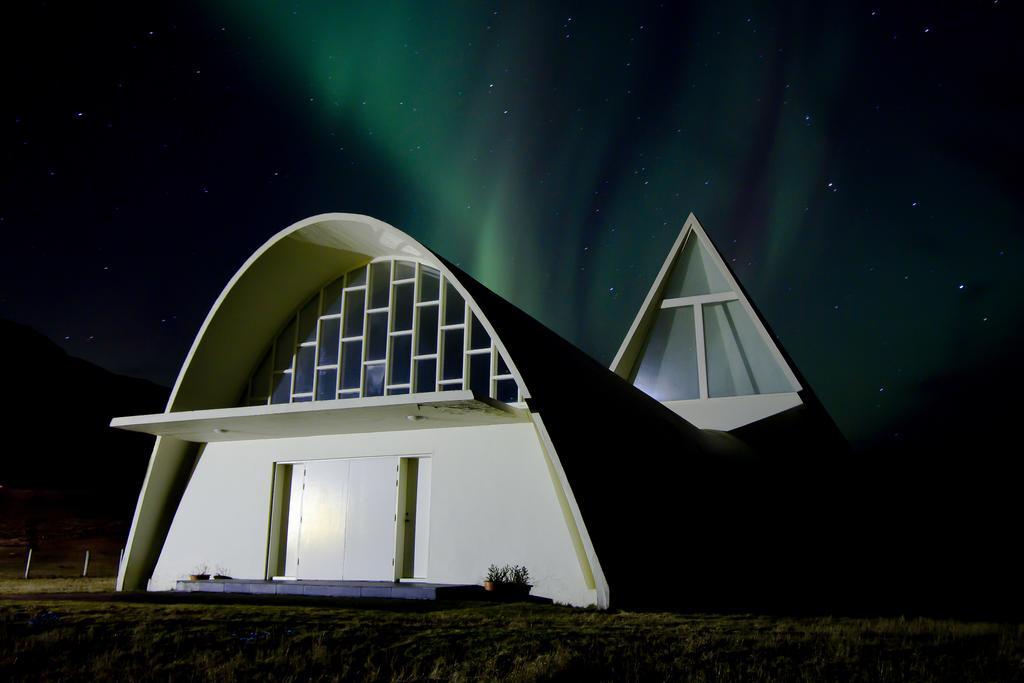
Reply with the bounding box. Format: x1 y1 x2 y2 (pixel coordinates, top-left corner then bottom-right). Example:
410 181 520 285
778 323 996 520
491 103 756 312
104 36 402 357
113 213 840 608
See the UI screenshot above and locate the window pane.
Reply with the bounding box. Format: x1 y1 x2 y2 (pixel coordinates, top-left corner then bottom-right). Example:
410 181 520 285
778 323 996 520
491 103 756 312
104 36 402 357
415 358 437 393
496 378 518 403
663 235 732 298
322 277 344 315
316 368 337 400
444 282 464 325
369 261 390 309
340 341 362 390
704 300 793 397
251 349 272 399
317 318 340 366
442 328 464 380
343 289 365 337
633 306 699 401
294 346 316 394
346 265 367 287
495 352 511 377
297 297 319 344
271 372 291 404
469 352 490 396
392 282 414 331
389 334 412 385
418 267 440 302
293 395 312 403
440 383 463 392
367 311 388 361
273 319 296 371
469 314 490 350
339 391 359 400
395 261 415 280
388 386 410 396
416 304 439 355
364 364 385 397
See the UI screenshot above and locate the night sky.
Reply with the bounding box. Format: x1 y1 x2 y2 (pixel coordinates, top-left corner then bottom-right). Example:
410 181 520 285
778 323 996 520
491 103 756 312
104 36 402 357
2 1 1021 447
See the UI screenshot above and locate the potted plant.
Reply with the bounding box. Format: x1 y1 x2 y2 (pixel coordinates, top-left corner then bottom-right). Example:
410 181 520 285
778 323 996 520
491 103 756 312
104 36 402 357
189 564 210 581
483 564 532 597
483 564 507 592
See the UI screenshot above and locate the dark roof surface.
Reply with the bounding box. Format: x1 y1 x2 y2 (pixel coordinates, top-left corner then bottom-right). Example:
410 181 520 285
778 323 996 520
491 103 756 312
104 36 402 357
443 258 854 608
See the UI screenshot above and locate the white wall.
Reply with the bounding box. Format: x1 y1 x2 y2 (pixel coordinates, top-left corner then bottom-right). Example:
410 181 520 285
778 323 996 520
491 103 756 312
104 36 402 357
149 422 598 607
664 392 802 431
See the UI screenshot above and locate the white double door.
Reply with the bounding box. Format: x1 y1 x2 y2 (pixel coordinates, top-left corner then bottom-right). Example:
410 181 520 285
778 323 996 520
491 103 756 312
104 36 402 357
287 457 399 581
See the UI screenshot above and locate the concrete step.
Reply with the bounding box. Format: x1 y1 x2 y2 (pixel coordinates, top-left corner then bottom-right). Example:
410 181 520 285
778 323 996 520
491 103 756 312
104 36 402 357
175 579 464 600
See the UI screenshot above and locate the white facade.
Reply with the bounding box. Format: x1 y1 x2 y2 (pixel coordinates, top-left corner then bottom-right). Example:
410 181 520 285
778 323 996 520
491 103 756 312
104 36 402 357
114 214 607 608
150 423 597 607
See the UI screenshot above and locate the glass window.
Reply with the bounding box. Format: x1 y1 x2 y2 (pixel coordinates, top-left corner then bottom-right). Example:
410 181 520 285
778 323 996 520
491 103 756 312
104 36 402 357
663 236 731 298
343 289 365 337
273 319 296 372
294 346 316 394
418 266 440 302
316 368 337 401
416 304 439 355
271 372 291 404
293 395 312 403
317 318 340 366
364 364 385 397
340 341 362 390
389 334 412 385
297 297 319 344
346 265 367 287
496 378 518 403
633 306 699 401
469 314 490 350
388 386 410 395
392 282 414 331
444 282 464 325
366 312 388 361
394 261 415 280
415 358 437 393
322 277 344 315
246 257 524 407
369 261 390 309
495 352 511 377
442 328 464 380
704 300 792 397
469 352 490 396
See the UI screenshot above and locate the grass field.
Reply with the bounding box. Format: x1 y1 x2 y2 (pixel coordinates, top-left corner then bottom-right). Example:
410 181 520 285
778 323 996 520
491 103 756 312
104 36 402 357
2 584 1022 682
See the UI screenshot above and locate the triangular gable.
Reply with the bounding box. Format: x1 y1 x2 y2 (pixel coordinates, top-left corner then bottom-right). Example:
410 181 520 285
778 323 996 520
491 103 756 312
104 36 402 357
611 214 802 431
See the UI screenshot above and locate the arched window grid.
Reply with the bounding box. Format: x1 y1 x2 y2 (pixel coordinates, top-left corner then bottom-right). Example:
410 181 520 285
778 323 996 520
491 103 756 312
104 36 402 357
246 257 522 407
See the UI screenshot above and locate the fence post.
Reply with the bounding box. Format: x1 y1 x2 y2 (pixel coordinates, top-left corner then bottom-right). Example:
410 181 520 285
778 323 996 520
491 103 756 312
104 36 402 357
82 549 91 577
23 547 33 579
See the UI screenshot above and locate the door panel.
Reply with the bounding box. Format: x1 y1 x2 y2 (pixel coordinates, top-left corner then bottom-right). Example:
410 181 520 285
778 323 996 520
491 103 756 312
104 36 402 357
296 459 350 579
282 464 305 577
342 457 399 580
412 458 431 578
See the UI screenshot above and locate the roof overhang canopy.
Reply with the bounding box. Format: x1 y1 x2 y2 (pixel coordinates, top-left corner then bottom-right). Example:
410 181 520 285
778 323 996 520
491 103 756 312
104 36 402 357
111 391 530 443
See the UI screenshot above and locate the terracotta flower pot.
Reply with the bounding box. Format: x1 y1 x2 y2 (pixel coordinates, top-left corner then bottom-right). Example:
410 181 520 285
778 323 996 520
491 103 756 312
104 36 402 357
484 580 496 591
189 573 211 581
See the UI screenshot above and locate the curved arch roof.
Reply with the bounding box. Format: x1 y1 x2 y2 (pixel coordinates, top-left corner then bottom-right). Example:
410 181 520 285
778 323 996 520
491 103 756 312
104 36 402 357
168 213 528 413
